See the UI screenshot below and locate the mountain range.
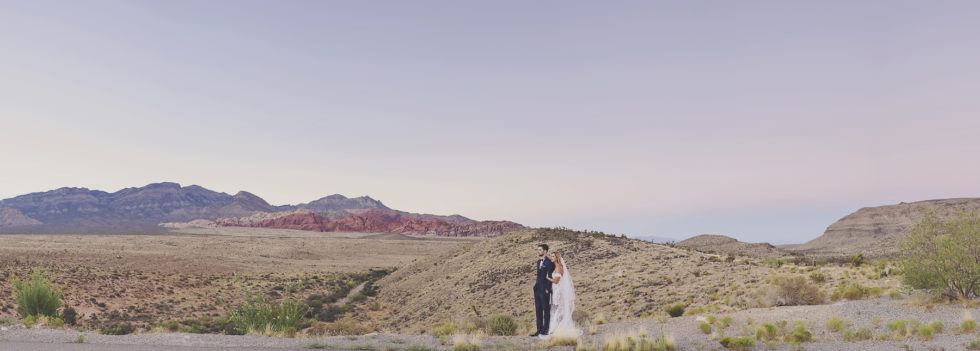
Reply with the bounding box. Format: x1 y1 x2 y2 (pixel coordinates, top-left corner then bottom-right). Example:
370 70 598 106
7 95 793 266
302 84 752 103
0 182 523 236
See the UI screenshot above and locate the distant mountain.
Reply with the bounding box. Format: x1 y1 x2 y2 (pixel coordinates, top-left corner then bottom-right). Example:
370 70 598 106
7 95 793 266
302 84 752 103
676 234 786 258
279 194 389 212
0 182 522 237
788 198 980 257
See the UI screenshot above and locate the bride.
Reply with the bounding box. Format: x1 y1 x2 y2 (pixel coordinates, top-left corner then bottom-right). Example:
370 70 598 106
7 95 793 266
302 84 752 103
545 252 582 338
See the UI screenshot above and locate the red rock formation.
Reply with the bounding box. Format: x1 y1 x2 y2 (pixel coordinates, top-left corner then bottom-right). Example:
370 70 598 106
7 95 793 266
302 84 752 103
217 209 524 238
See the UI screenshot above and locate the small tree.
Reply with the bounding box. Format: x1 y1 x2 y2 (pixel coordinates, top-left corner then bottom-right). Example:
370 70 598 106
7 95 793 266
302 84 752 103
899 211 980 299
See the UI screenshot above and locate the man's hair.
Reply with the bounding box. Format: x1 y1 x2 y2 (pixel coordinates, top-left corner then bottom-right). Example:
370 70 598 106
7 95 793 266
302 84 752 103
538 244 549 252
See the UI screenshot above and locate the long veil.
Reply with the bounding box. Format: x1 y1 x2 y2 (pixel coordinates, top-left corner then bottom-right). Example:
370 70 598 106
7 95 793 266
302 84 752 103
550 257 581 337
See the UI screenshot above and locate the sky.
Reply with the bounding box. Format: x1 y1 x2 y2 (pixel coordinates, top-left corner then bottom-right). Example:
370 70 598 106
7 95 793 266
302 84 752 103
2 1 980 244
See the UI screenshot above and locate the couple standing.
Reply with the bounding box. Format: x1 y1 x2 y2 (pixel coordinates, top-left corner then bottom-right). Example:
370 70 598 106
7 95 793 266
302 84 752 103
531 243 582 339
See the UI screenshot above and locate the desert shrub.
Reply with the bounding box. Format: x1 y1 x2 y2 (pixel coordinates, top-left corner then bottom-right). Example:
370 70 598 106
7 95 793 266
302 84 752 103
853 327 872 341
698 322 712 334
309 316 372 336
718 336 754 350
719 316 734 328
74 334 85 343
754 322 778 341
452 334 481 351
917 324 934 340
787 322 812 343
573 310 590 326
61 306 77 326
405 345 436 351
830 282 884 301
808 272 826 284
23 315 63 327
12 270 63 319
969 338 980 350
757 275 825 306
316 304 350 322
101 322 135 335
961 319 977 333
431 320 458 337
545 335 579 347
486 314 517 336
601 328 675 351
889 290 903 300
899 211 980 299
826 317 845 332
666 304 685 317
228 288 309 336
929 321 944 333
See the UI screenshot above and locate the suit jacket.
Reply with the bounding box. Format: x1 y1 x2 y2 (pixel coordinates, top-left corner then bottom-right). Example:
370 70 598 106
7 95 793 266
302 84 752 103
534 257 555 293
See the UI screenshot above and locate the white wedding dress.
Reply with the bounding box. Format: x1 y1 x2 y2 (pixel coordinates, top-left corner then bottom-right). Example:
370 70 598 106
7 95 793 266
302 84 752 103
547 257 582 338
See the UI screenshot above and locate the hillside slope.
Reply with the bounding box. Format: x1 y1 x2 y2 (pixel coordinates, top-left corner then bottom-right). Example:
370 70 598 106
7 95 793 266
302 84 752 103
790 198 980 257
370 229 778 333
676 234 786 258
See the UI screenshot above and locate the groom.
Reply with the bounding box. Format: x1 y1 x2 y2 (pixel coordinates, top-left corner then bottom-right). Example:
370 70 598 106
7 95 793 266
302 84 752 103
531 243 555 337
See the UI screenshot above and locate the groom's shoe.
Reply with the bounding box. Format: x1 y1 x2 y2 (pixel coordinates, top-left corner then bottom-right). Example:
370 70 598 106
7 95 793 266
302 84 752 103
529 332 540 337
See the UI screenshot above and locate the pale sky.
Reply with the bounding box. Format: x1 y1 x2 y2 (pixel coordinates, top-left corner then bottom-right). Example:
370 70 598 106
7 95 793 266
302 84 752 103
2 1 980 244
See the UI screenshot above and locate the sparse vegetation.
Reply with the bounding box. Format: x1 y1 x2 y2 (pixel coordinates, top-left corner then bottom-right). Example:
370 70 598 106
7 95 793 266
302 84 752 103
899 210 980 299
756 275 825 307
698 322 712 334
73 334 85 343
310 316 372 336
452 334 481 351
486 314 517 336
830 282 883 301
101 322 135 335
666 304 685 318
601 328 675 351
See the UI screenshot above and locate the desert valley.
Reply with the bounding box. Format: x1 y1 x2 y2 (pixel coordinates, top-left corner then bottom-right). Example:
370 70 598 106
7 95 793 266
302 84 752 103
1 183 979 350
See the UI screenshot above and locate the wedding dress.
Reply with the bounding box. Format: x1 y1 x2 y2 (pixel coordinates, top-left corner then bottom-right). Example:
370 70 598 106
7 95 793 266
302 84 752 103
548 257 582 338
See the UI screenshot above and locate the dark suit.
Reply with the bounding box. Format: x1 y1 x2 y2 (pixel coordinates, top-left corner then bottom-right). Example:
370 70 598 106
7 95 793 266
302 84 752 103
533 257 555 335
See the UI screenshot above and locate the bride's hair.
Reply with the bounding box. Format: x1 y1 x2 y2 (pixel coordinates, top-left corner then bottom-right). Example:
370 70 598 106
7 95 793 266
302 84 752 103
551 252 564 274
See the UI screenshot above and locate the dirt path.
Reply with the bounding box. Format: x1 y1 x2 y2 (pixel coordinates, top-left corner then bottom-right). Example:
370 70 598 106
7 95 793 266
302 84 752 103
334 281 368 306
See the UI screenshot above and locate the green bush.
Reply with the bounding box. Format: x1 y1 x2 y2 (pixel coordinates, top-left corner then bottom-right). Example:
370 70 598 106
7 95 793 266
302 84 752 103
486 314 517 336
787 323 812 343
666 304 685 317
808 272 826 284
12 270 63 319
929 321 944 334
698 322 712 334
228 288 309 335
718 336 754 350
917 324 934 341
899 211 980 299
969 338 980 350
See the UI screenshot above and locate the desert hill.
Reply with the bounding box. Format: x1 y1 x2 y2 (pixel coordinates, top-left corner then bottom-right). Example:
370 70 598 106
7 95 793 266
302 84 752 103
0 182 524 236
369 228 779 333
676 234 786 258
789 198 980 257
